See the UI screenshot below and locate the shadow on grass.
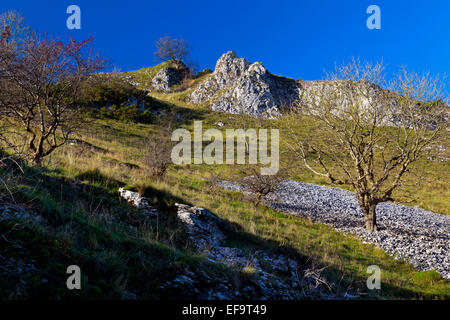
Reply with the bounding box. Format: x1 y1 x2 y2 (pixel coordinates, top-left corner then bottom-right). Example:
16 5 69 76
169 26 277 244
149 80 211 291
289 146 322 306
0 161 434 300
123 179 429 299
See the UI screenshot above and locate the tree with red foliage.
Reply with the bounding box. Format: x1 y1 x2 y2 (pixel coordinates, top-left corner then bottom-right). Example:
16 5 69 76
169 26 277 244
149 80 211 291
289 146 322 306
0 11 31 49
0 34 106 164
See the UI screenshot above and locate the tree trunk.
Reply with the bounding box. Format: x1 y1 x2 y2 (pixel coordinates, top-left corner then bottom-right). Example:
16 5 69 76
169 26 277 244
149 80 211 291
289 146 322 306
32 137 45 165
32 153 42 165
363 204 378 232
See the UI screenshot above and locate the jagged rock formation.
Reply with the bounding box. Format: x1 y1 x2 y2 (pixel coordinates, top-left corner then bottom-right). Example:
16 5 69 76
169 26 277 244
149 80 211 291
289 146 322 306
189 51 362 117
190 51 302 117
189 51 449 123
189 51 384 118
152 62 190 92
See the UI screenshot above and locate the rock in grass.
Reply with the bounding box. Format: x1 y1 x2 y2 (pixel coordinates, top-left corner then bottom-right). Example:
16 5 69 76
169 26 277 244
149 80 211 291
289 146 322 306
118 188 159 216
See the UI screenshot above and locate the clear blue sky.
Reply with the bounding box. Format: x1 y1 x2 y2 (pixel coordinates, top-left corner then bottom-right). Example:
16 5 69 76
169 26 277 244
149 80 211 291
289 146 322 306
2 0 450 81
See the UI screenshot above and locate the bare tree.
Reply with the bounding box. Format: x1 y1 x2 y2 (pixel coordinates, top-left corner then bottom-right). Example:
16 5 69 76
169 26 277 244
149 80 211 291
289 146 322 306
240 166 286 207
143 112 177 179
286 58 448 231
154 36 190 65
0 10 31 48
0 34 105 164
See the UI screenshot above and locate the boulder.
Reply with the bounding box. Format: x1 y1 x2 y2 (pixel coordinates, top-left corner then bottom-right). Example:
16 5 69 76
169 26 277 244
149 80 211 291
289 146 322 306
118 188 159 216
152 62 190 92
175 203 226 251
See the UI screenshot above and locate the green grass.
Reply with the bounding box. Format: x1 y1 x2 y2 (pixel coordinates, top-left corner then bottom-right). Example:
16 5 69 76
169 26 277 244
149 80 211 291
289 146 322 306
1 164 259 299
1 79 449 299
159 168 450 299
121 61 172 90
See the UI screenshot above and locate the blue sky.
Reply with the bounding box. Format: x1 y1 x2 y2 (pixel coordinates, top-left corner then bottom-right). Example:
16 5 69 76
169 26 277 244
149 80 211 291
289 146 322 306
2 0 450 81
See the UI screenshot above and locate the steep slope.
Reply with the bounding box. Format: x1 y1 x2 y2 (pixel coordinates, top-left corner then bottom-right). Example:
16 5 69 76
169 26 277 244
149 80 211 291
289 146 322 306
2 103 449 299
1 54 449 300
121 61 190 93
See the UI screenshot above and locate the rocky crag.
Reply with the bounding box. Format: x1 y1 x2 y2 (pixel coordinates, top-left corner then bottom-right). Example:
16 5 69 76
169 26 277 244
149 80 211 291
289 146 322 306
188 51 450 125
124 51 448 121
189 51 302 117
122 50 448 121
151 62 190 93
187 51 389 118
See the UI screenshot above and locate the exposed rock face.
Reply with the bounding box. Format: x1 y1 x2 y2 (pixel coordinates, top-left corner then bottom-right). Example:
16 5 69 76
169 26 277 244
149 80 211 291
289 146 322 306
175 203 226 251
189 51 249 104
189 51 450 125
117 189 353 299
189 51 376 118
174 203 342 299
189 51 301 117
118 188 159 216
189 52 390 118
152 63 189 92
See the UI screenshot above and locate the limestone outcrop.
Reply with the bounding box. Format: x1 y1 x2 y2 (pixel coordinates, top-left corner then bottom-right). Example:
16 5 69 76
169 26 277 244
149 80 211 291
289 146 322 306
189 51 301 117
152 63 190 92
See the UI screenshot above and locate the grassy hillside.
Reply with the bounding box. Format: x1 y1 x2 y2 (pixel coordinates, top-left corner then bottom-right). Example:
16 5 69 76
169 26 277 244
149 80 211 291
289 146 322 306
1 66 449 300
121 61 172 90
